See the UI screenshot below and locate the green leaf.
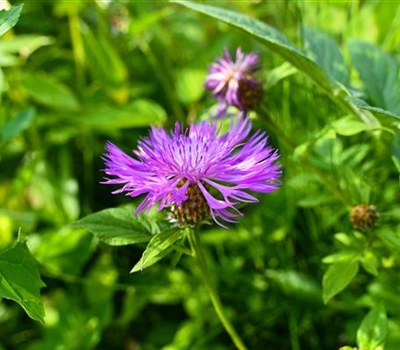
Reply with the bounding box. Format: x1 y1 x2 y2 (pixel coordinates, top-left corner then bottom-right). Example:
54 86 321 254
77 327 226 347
0 237 45 323
33 228 94 275
331 115 378 136
264 61 297 89
19 72 80 111
322 260 359 304
349 40 400 114
0 108 36 141
322 250 359 264
360 250 379 276
265 269 321 302
177 1 331 90
0 4 23 37
351 98 400 121
303 26 349 85
76 99 167 130
377 227 400 251
175 68 206 104
131 228 182 272
71 207 159 246
357 304 387 350
80 21 128 102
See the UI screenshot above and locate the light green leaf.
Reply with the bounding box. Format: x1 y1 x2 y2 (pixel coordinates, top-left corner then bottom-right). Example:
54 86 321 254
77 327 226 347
177 1 331 90
331 115 378 136
360 250 379 276
71 207 159 246
19 72 80 111
322 260 359 304
265 269 321 302
0 108 36 141
0 4 23 37
303 26 349 85
349 40 400 114
357 304 387 350
176 68 206 104
0 237 45 323
77 99 167 130
264 61 297 89
131 228 182 273
33 228 94 275
322 251 359 264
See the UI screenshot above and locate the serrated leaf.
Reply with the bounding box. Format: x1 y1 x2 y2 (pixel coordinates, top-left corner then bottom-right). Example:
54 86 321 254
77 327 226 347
0 4 23 37
303 26 349 85
19 72 80 111
71 207 159 246
351 97 400 121
0 108 36 141
0 238 45 323
131 228 182 273
357 304 387 350
177 1 331 90
349 40 400 114
322 260 359 304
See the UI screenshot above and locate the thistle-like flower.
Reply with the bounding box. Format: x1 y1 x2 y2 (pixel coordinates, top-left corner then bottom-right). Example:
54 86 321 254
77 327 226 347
205 47 264 117
102 117 281 227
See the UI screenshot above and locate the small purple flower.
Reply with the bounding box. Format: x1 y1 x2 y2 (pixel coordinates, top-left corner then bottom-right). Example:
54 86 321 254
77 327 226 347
205 47 264 118
102 117 281 227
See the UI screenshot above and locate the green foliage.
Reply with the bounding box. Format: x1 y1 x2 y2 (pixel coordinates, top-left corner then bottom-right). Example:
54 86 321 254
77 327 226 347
0 4 23 37
0 234 45 323
71 206 158 246
1 1 400 349
357 304 388 350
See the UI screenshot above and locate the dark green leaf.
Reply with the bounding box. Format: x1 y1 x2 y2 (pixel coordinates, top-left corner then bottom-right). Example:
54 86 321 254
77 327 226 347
303 26 349 85
71 207 159 246
351 98 400 121
349 40 400 114
322 260 359 304
0 237 45 323
19 72 80 111
177 1 331 89
0 4 23 37
131 228 182 272
357 304 387 350
0 108 36 141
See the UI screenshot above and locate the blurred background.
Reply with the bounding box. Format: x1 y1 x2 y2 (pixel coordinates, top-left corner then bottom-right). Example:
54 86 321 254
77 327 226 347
1 1 400 349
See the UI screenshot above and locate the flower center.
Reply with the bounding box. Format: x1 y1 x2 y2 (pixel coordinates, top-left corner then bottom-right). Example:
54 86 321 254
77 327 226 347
169 181 210 227
350 204 379 231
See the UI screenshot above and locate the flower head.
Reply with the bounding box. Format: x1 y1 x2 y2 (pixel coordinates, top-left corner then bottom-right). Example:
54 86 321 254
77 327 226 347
205 47 264 118
102 117 281 227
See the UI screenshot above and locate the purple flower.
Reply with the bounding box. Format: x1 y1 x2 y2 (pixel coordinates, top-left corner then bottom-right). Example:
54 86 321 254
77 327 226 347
102 117 281 227
205 47 264 118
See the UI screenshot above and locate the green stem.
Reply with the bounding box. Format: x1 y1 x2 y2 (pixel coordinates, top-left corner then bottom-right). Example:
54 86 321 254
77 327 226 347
189 227 248 350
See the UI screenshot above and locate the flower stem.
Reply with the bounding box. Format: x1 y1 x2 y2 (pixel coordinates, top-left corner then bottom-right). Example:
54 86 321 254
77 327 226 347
189 227 248 350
